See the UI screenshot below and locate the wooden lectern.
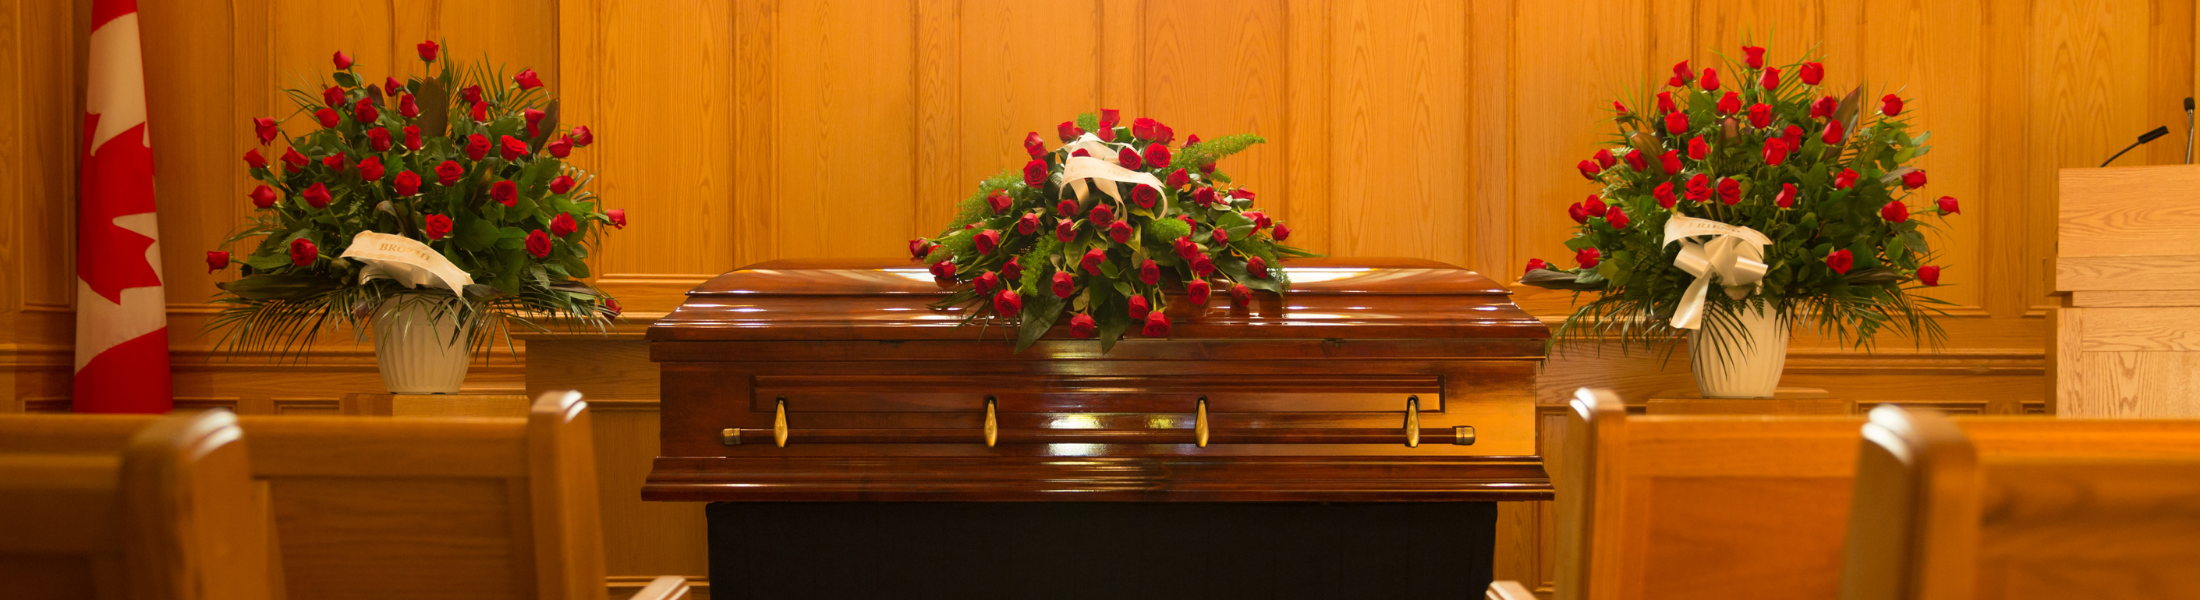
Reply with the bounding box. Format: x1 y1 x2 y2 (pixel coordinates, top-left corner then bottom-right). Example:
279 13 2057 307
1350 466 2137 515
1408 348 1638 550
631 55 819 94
2054 165 2200 417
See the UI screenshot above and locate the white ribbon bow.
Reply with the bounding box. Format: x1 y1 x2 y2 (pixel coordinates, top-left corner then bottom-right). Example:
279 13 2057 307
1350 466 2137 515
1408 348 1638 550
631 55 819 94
1662 215 1772 330
1054 134 1169 218
342 231 475 296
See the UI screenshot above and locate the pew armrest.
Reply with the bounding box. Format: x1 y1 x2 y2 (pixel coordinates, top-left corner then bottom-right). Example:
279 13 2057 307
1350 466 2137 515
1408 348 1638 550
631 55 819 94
627 576 691 600
1487 580 1537 600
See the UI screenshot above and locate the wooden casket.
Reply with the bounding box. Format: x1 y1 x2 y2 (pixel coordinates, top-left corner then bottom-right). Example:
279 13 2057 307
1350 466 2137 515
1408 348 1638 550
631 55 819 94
644 257 1551 502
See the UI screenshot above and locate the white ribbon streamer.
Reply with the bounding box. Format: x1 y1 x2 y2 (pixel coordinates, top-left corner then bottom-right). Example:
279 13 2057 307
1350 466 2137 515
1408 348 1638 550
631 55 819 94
1662 215 1772 330
342 230 474 296
1058 155 1169 218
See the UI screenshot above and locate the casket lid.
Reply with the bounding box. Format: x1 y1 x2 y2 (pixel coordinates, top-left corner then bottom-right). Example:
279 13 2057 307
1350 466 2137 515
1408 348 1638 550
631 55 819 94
647 257 1546 342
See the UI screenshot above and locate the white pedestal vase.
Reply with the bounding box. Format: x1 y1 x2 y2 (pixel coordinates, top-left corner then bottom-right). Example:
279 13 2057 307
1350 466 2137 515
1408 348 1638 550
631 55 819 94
372 298 473 394
1686 305 1789 399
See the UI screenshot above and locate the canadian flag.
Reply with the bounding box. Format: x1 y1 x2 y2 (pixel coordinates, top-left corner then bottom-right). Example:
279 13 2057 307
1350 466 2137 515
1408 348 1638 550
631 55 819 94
75 0 172 413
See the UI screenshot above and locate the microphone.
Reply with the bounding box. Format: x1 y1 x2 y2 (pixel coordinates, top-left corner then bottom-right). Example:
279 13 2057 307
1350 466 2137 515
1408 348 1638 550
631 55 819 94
2185 97 2194 164
2101 126 2171 167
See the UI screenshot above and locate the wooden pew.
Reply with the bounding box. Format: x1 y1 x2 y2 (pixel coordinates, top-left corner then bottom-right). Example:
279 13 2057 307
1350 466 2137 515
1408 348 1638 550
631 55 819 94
230 390 688 600
0 410 275 600
1501 388 1869 600
1840 406 2200 600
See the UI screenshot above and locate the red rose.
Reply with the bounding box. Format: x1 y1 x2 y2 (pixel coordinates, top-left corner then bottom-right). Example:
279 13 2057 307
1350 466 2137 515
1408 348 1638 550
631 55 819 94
469 101 487 123
1880 200 1910 223
1137 258 1160 285
929 259 957 280
1687 136 1709 161
1128 295 1150 319
315 108 339 128
1141 311 1171 338
403 125 422 151
602 297 622 316
1700 68 1721 91
1247 256 1269 279
1144 144 1172 170
1070 312 1097 338
1902 169 1928 189
1024 131 1046 159
1056 218 1077 242
322 152 347 171
367 127 392 151
1938 196 1960 215
500 135 527 160
1784 124 1806 148
550 175 575 194
524 108 546 129
354 97 378 123
254 117 278 144
1192 187 1216 207
1822 119 1846 145
1576 159 1599 180
1188 279 1211 305
1584 195 1607 217
1748 103 1772 129
1654 181 1677 208
1762 138 1789 166
1613 101 1630 115
1053 199 1077 217
1575 247 1601 268
1247 210 1272 230
1002 257 1023 280
417 40 439 61
1881 94 1903 117
244 148 267 169
1660 150 1683 174
1656 91 1676 114
466 134 490 161
1174 236 1200 260
435 160 464 186
1799 62 1824 85
1717 177 1741 205
1760 67 1781 90
1834 168 1860 189
570 126 594 147
1624 150 1647 172
289 237 318 266
1607 207 1629 229
1825 249 1853 274
547 136 573 158
1004 213 1035 238
1186 133 1201 145
358 156 385 181
1131 117 1159 140
1058 121 1083 142
1671 60 1692 82
606 208 626 229
1567 202 1589 224
552 212 579 237
1273 222 1291 241
514 68 544 90
1166 168 1189 189
1023 159 1047 187
1117 146 1143 170
1524 258 1549 275
1685 174 1712 202
1210 226 1229 244
1107 220 1132 243
1811 96 1837 119
1132 184 1159 209
908 239 932 260
491 180 518 207
1665 111 1688 134
1199 161 1214 174
1743 46 1766 69
461 85 483 104
1153 123 1174 145
322 85 345 108
1717 91 1740 115
424 213 452 240
525 229 553 258
1191 254 1215 278
302 182 331 208
975 229 1001 254
1230 283 1252 306
1776 183 1797 208
1081 248 1107 274
1918 265 1941 286
332 50 353 70
1053 271 1077 298
205 250 229 273
1089 204 1115 225
1593 148 1617 170
248 185 279 208
993 289 1022 316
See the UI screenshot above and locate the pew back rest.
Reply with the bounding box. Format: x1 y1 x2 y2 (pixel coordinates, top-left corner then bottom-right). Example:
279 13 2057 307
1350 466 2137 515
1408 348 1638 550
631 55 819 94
1842 407 2200 600
232 390 609 600
1558 388 1867 600
0 411 273 600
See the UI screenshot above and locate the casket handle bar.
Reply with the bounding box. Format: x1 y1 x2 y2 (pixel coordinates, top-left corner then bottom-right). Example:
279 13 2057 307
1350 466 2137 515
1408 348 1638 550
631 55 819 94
725 394 1472 447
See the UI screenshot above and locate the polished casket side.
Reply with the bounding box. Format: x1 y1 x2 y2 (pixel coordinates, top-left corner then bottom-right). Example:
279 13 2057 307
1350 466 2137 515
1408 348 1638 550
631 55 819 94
645 257 1552 502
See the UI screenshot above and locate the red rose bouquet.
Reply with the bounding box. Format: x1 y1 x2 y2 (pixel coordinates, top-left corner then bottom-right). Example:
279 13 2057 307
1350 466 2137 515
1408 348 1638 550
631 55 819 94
207 42 623 356
1523 43 1957 353
914 111 1313 351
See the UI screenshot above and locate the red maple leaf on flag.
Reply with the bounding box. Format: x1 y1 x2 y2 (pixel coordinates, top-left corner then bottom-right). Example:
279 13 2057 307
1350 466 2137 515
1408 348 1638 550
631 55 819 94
77 114 162 304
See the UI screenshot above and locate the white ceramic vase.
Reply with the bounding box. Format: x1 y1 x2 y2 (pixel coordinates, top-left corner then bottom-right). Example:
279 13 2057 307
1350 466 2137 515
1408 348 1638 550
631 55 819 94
373 298 472 394
1686 305 1790 399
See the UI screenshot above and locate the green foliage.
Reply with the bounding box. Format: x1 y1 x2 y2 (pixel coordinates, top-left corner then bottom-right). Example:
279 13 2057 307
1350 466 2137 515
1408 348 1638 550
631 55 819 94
1170 133 1266 171
208 42 620 361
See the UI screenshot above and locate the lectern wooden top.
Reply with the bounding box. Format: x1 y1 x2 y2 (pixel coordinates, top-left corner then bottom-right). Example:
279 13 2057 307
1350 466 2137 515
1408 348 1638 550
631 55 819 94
649 257 1547 345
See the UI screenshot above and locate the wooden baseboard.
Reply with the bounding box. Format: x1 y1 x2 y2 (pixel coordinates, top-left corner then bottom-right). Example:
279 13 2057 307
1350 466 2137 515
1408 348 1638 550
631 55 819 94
609 576 708 600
